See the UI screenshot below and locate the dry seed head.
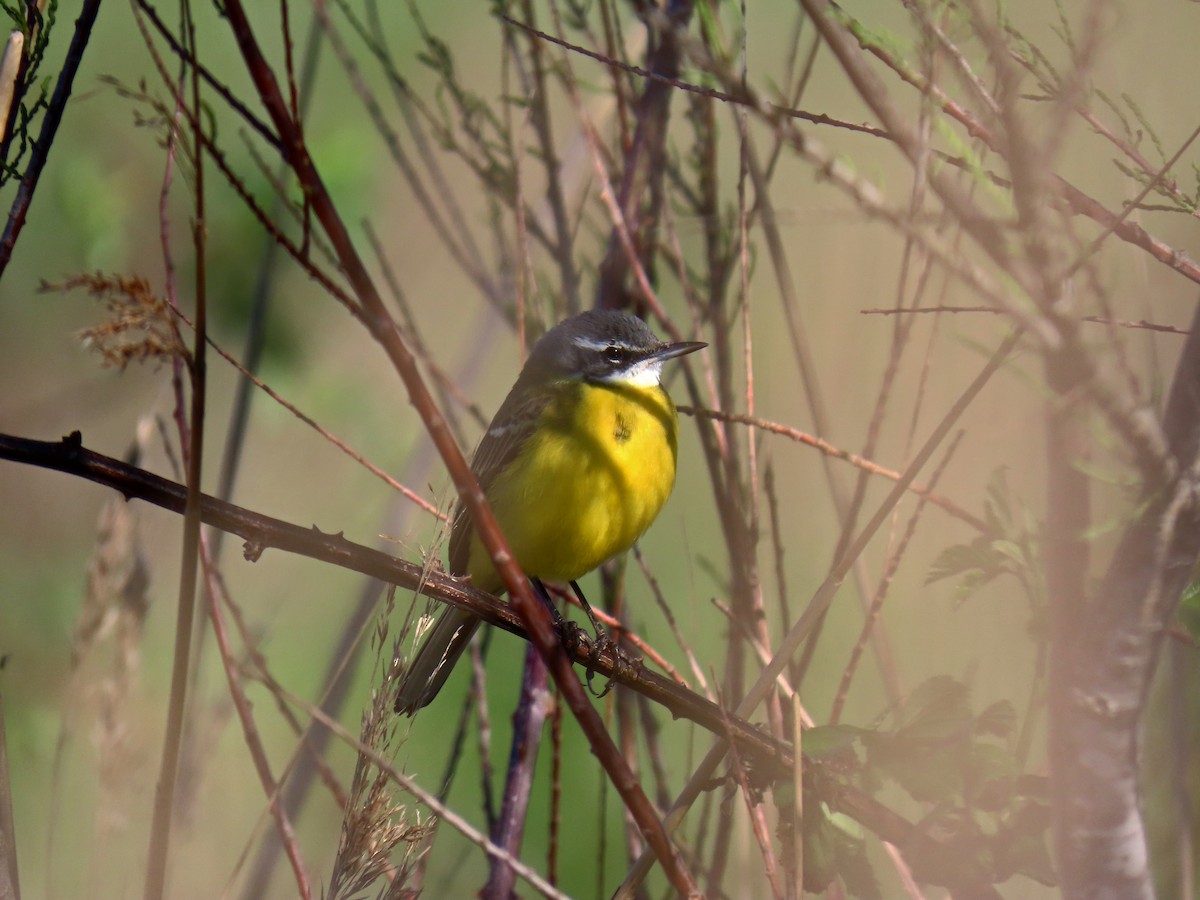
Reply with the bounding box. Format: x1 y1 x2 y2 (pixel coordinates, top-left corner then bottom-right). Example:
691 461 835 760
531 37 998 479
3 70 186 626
42 272 188 369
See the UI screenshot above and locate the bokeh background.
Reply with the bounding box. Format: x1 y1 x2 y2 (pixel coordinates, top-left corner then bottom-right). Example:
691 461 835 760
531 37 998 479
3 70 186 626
2 1 1199 897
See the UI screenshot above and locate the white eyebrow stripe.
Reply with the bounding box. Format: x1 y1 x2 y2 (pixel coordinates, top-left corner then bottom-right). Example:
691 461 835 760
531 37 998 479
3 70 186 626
572 335 637 351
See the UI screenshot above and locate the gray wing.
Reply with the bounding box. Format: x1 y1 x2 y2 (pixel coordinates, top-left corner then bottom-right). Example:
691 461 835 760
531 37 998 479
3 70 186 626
447 386 557 576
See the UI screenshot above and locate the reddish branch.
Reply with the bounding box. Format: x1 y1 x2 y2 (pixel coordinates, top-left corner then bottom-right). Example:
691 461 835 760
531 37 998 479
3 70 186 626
1 431 792 760
617 330 1021 894
0 430 952 863
513 7 1200 292
679 404 987 532
215 0 698 890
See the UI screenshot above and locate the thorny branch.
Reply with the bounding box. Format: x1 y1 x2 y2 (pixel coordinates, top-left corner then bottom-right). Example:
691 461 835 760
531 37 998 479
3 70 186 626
0 429 942 857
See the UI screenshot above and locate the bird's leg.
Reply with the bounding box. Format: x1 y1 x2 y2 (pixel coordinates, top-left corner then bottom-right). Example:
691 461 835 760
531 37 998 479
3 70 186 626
530 577 563 624
569 579 609 640
571 580 623 698
532 578 586 652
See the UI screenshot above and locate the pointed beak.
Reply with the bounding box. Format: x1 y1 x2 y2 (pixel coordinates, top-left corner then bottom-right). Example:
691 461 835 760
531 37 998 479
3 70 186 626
650 340 706 363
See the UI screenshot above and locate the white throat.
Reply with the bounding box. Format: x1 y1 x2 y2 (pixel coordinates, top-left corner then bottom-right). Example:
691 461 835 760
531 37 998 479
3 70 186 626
600 358 664 388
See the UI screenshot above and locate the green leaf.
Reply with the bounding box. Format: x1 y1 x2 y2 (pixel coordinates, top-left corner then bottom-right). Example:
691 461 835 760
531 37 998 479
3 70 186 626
990 539 1027 567
1122 92 1167 163
969 742 1015 783
994 799 1058 886
834 824 880 899
826 809 865 841
1182 579 1200 605
967 742 1017 811
904 808 994 889
866 731 962 803
1180 579 1200 641
976 700 1018 738
985 468 1014 530
802 804 838 893
802 803 879 898
865 677 975 803
897 676 972 740
772 780 795 815
802 724 863 760
2 5 23 30
926 538 1003 585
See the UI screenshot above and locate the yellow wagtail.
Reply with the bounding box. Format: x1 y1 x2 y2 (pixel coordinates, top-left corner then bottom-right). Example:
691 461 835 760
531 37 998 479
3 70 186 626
395 309 704 714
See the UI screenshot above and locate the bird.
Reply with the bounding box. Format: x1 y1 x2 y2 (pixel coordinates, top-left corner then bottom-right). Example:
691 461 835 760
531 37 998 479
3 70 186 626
394 309 705 714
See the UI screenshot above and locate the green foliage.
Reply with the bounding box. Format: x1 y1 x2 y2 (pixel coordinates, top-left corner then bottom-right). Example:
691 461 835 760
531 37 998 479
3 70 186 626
774 789 878 900
834 5 906 64
976 698 1018 739
803 723 863 760
926 469 1044 615
870 677 1053 890
1120 92 1167 166
866 675 976 803
51 151 129 267
901 791 1055 890
0 0 58 182
785 676 1054 895
1001 14 1060 101
410 1 503 156
1179 578 1200 642
1094 88 1136 145
1048 0 1077 59
933 115 1011 209
557 1 590 33
694 0 745 66
801 803 880 898
1020 10 1199 213
1109 86 1186 209
0 4 23 29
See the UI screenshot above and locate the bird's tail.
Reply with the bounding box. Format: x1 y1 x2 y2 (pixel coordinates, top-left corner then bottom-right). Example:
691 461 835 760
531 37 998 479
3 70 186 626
394 606 481 714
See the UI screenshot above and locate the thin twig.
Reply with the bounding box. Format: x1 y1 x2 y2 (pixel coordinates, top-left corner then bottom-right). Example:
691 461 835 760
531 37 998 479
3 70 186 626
0 0 102 276
143 1 209 893
616 330 1019 895
200 540 311 897
678 404 987 531
0 433 797 786
219 3 699 884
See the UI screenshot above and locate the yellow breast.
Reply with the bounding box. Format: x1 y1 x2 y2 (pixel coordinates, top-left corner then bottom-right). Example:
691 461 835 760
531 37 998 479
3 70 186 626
468 379 679 592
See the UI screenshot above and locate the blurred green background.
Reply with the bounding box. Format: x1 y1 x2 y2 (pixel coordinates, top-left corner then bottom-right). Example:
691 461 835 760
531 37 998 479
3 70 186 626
2 1 1199 897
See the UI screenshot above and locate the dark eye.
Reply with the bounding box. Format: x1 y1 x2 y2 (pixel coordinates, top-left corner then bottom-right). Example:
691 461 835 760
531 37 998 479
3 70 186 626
603 345 623 365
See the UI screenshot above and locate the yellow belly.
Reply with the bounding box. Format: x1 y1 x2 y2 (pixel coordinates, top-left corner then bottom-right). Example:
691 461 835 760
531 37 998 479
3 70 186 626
468 380 679 593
